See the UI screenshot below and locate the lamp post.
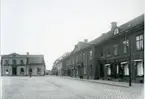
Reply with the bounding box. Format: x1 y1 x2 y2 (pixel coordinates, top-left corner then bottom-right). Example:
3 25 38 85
129 38 132 86
124 30 132 86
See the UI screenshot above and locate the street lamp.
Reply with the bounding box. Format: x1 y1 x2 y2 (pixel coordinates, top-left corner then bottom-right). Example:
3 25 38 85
124 30 132 86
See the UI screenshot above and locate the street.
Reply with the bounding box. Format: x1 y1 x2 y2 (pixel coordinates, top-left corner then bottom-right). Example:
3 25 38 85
1 76 144 99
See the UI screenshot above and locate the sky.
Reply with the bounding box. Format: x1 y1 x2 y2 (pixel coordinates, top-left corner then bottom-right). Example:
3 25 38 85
1 0 144 70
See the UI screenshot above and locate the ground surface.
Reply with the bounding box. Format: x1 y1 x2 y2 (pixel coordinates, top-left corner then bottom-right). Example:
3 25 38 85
1 76 144 99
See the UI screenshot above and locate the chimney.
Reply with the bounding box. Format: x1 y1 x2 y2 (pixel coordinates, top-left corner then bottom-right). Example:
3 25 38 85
111 22 117 30
26 52 29 55
84 39 88 42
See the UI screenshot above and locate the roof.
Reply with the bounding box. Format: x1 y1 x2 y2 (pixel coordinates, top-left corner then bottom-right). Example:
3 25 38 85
71 41 92 54
28 55 44 64
1 53 45 65
90 14 144 45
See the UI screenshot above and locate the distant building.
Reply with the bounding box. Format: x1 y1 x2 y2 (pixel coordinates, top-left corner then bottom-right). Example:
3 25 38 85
45 70 52 75
1 53 46 76
52 52 70 76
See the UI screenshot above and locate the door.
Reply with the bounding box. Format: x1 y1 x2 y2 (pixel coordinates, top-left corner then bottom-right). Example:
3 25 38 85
12 67 17 75
100 64 104 78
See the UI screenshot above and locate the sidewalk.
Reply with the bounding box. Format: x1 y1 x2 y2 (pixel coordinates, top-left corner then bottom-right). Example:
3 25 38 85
58 76 144 88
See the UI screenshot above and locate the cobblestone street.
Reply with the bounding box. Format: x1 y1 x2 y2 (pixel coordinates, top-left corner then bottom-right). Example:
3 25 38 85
1 76 144 99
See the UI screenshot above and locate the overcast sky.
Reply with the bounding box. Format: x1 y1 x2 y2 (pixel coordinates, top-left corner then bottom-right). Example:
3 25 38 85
1 0 144 70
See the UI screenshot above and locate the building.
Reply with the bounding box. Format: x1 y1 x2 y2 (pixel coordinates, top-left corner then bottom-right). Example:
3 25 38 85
52 52 70 76
1 52 46 76
54 14 144 83
93 14 144 83
62 40 96 79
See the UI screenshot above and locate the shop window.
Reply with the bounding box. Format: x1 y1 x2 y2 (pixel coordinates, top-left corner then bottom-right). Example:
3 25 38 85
5 69 9 75
107 66 111 75
136 61 144 76
124 64 129 75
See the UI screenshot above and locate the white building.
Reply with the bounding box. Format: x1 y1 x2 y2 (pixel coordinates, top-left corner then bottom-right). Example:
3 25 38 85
1 53 46 76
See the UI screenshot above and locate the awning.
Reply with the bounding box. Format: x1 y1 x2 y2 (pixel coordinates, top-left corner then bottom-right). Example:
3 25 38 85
134 59 143 62
105 64 110 66
121 61 128 64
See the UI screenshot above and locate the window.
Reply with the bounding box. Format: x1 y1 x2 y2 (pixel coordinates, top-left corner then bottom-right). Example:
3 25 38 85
20 68 24 74
84 66 86 74
83 52 85 61
136 61 144 76
107 66 111 75
116 65 119 74
107 47 111 56
123 39 129 53
20 60 24 65
89 50 93 60
113 45 118 55
29 68 32 73
5 69 9 75
124 64 129 75
76 68 78 75
12 60 16 64
136 34 143 50
114 28 119 35
105 64 111 75
37 68 41 75
4 60 9 65
76 56 78 62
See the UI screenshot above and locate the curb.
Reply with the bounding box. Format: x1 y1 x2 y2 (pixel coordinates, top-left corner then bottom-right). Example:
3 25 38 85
60 76 130 88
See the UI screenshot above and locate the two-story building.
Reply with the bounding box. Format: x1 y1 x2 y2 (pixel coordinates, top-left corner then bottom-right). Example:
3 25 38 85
52 52 70 76
1 52 46 76
90 14 144 83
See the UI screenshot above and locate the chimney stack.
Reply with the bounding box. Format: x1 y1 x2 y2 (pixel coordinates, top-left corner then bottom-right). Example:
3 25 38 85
111 22 117 30
84 39 88 42
26 52 29 55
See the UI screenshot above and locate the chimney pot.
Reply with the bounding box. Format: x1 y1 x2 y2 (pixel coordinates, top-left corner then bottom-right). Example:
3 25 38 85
26 52 29 55
111 22 117 30
84 39 88 42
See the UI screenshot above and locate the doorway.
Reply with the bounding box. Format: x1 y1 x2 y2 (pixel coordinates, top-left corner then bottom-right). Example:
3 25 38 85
100 64 104 78
12 67 17 75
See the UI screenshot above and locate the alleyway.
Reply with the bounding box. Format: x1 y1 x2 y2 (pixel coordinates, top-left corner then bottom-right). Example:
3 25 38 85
1 76 144 99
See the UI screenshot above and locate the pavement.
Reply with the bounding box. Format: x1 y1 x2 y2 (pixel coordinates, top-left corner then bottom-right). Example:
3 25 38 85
59 76 143 88
1 76 144 99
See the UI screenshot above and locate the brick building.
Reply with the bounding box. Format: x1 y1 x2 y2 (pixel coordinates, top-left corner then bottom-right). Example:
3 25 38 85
1 53 46 76
55 14 144 83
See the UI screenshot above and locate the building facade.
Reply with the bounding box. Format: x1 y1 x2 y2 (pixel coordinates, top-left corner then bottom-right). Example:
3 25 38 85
1 53 45 76
54 14 144 83
52 52 70 76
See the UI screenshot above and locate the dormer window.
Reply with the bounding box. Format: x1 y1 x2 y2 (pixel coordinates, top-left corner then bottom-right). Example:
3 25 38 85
114 28 119 35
